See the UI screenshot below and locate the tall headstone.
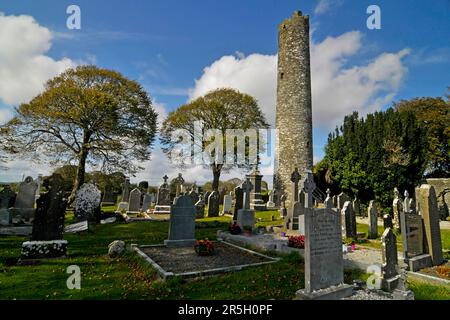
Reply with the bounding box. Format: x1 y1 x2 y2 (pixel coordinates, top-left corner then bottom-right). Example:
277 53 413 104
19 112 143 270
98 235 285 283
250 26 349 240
302 169 316 209
128 188 142 213
381 227 400 291
207 190 220 217
392 188 402 230
403 190 411 213
246 169 266 211
154 175 171 214
142 193 153 212
279 192 288 219
188 187 199 206
324 189 333 209
164 195 196 247
290 168 301 203
274 11 313 203
222 194 232 214
233 186 243 221
368 200 378 239
296 207 352 300
416 184 443 266
266 190 276 210
237 178 255 230
121 178 130 203
342 201 357 239
75 183 101 222
22 174 68 259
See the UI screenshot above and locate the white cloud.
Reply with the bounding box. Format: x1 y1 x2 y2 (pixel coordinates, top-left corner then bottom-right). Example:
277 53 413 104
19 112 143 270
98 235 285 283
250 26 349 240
0 12 75 106
314 0 344 15
188 31 410 131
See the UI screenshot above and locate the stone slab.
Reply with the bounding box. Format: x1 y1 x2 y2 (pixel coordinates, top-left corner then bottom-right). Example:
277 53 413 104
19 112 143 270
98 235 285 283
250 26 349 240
296 284 353 300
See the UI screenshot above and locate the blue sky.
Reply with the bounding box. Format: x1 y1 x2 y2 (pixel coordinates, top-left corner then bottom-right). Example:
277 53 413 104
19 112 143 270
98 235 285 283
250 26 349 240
0 0 449 184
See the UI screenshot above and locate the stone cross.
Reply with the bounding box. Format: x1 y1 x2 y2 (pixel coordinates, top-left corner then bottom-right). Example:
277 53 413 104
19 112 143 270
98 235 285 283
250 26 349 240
403 190 410 213
241 178 253 210
302 169 316 209
392 188 402 230
163 175 168 184
290 168 301 202
174 173 185 197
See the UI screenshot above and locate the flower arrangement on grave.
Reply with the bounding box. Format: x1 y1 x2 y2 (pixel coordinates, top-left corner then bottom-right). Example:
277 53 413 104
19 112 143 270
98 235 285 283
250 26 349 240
228 222 241 235
194 239 214 256
288 235 305 249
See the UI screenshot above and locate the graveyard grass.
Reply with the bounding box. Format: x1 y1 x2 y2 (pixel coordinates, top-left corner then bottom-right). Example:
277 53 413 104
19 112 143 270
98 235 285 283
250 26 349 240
0 206 449 300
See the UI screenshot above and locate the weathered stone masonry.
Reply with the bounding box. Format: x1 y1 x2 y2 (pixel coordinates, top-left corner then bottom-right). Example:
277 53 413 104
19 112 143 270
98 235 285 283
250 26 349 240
274 11 313 203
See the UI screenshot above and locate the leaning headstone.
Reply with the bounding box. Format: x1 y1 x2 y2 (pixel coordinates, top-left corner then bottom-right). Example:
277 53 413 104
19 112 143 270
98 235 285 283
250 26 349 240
188 188 199 206
342 201 357 239
232 186 243 221
21 174 68 259
392 188 402 230
416 184 443 266
75 183 101 222
296 207 352 300
222 194 232 214
368 200 378 239
128 188 142 213
207 190 220 217
164 195 196 247
381 227 400 292
15 176 38 209
195 196 205 219
237 178 255 230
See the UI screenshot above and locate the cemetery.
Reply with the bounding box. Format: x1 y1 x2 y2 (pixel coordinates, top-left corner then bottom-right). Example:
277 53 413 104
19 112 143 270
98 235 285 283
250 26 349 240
0 5 449 303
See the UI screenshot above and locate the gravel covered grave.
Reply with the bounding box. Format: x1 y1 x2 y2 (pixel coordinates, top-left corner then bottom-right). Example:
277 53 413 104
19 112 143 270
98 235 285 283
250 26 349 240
140 241 275 274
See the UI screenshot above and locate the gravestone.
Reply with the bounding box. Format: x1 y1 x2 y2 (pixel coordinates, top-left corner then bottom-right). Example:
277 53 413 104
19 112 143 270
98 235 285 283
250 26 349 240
75 183 101 222
332 195 337 208
279 192 288 218
15 176 38 209
416 184 443 266
237 178 255 230
381 227 400 291
353 196 361 216
207 190 220 217
284 168 303 230
337 192 350 210
222 194 232 214
246 169 266 211
128 188 142 213
121 178 130 203
342 201 357 239
102 186 115 204
188 188 199 206
22 174 68 259
290 168 301 203
155 175 171 214
195 195 205 219
368 200 378 239
204 191 211 205
392 188 402 230
164 195 196 247
233 186 243 221
142 193 153 212
0 185 16 226
266 190 276 210
35 174 43 201
116 201 129 213
296 207 352 300
65 220 89 234
174 173 185 198
324 189 333 209
383 214 394 229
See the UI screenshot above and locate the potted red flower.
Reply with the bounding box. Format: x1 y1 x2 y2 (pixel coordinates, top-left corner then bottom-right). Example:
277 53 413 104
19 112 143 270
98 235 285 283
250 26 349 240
194 239 214 256
288 235 305 249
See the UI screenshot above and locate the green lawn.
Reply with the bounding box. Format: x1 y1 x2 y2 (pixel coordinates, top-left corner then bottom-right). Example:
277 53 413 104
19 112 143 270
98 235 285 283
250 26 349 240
0 208 448 300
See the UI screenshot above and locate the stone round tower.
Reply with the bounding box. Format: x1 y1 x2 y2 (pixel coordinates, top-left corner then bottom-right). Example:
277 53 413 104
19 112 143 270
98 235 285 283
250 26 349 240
274 11 313 202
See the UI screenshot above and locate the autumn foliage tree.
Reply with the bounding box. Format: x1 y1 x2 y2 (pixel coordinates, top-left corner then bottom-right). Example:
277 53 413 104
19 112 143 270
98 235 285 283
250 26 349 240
1 66 158 203
160 88 269 190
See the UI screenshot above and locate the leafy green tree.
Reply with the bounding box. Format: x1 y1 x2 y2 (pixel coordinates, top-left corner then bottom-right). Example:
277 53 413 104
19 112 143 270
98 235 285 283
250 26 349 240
88 171 125 194
160 88 269 190
394 92 450 177
324 108 427 210
1 66 158 203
